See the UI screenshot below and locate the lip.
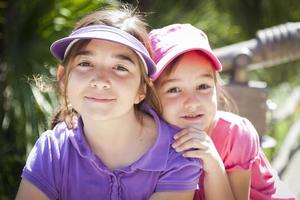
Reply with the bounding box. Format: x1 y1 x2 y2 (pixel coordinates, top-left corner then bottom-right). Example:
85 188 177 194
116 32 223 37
84 95 116 103
180 113 204 122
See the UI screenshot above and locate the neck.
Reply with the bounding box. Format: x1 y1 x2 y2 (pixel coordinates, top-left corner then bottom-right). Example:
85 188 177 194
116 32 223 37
81 109 143 152
79 109 158 170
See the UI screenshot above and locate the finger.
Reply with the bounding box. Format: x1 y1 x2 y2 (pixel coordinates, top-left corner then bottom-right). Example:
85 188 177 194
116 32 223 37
182 149 207 159
173 128 190 140
173 132 200 148
178 127 208 138
173 130 207 148
174 138 210 152
174 126 206 139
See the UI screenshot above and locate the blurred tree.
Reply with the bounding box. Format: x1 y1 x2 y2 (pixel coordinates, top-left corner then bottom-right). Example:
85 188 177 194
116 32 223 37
1 1 55 198
140 0 242 47
0 0 115 198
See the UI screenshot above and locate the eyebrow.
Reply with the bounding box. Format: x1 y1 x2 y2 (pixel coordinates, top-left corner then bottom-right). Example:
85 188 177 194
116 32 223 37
74 50 136 65
74 50 93 57
114 54 136 65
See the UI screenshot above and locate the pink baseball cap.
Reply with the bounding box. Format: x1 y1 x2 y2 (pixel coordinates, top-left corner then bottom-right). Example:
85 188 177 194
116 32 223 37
149 23 222 80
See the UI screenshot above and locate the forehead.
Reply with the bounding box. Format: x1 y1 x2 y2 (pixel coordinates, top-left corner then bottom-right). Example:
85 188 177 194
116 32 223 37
71 39 142 68
80 39 137 54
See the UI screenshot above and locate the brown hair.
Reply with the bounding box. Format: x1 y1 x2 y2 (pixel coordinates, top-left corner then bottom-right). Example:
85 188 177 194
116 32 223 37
154 50 238 114
51 5 161 128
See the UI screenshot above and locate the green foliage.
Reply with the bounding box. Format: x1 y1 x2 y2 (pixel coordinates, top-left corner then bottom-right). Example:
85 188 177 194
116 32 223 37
145 0 243 47
0 0 117 198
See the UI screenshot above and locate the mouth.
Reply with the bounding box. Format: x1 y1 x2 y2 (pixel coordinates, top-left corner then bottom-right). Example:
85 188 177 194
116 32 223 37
180 113 204 121
84 96 116 103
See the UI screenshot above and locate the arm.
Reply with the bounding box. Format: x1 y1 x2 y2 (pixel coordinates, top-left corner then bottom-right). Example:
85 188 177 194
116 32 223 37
228 168 251 200
223 117 260 200
150 191 195 200
15 179 49 200
173 127 235 200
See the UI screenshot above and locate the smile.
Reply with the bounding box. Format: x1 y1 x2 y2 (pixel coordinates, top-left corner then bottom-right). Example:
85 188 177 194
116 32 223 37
181 113 204 120
84 96 116 103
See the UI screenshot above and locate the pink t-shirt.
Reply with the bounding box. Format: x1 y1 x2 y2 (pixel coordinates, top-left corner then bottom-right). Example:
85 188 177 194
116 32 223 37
197 111 296 200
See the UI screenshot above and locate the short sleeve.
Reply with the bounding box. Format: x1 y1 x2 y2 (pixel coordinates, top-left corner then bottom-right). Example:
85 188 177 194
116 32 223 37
155 152 202 192
223 117 260 171
21 131 62 199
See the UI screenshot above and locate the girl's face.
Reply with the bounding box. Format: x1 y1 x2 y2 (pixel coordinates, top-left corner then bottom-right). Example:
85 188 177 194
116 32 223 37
155 51 217 132
65 39 144 121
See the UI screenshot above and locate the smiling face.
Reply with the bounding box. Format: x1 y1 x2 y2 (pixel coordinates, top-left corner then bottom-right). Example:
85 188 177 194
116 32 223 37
64 39 144 121
155 51 218 132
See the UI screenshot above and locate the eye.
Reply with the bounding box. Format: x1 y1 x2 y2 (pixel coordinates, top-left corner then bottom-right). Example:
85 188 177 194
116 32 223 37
113 65 129 72
197 84 211 90
166 87 181 93
77 61 92 67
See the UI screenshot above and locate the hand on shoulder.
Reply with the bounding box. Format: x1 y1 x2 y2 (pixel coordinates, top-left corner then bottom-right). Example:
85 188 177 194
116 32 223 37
172 127 224 173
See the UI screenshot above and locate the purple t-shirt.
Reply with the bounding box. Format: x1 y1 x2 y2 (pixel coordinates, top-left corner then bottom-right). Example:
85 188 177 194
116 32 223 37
22 107 201 200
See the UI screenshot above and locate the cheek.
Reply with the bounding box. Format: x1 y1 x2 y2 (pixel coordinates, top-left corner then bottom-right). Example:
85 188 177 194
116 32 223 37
68 70 86 83
205 92 218 116
66 72 86 96
160 97 180 119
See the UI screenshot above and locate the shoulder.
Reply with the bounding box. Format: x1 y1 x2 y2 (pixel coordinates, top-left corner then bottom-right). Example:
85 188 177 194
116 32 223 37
155 122 202 191
21 122 73 199
142 104 201 167
216 111 250 127
25 122 74 164
37 122 73 149
158 119 202 184
213 111 260 169
142 104 181 140
214 111 259 142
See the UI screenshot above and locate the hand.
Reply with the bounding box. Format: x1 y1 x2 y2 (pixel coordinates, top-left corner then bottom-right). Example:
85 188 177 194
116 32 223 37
173 127 235 200
172 127 224 173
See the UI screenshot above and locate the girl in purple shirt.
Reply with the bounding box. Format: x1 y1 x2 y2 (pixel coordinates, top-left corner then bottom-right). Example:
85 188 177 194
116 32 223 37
15 7 201 200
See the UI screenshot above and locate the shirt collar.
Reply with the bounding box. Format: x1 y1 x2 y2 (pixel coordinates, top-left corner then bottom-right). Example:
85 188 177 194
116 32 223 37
69 105 179 172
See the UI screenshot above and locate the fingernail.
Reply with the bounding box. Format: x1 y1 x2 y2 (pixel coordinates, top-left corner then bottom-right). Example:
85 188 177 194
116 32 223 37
172 142 178 148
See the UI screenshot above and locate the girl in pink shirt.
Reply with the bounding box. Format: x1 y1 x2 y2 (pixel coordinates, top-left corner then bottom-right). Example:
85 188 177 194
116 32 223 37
149 23 296 200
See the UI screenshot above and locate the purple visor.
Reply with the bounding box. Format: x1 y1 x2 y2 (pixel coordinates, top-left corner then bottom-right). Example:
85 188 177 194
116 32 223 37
50 25 156 75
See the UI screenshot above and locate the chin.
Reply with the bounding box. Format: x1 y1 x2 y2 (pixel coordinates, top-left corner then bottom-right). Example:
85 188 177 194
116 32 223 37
83 112 113 121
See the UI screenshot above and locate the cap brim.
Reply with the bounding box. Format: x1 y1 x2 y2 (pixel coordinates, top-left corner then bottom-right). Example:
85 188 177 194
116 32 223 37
151 44 222 80
50 26 156 76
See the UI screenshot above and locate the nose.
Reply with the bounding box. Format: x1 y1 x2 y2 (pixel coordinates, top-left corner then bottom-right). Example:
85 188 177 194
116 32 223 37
183 92 201 112
89 69 111 90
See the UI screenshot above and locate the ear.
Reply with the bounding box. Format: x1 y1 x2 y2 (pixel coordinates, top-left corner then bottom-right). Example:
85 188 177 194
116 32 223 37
57 64 65 92
134 84 147 104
